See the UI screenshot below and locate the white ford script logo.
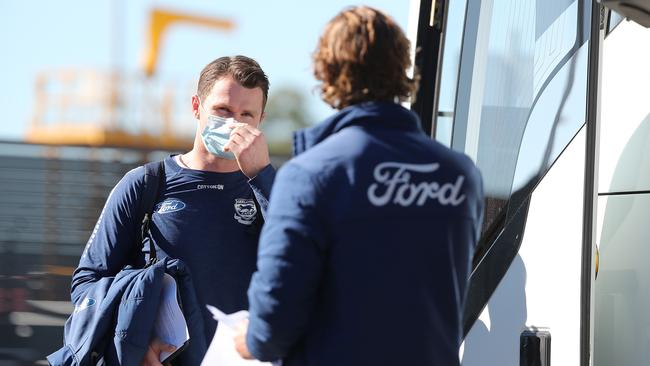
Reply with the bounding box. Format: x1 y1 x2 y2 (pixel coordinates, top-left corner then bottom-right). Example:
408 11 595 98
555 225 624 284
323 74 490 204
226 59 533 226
156 199 186 214
73 297 96 314
367 162 466 207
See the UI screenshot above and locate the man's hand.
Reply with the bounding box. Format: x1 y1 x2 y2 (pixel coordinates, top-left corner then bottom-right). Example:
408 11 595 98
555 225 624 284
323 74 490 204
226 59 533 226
141 338 176 366
234 318 254 360
224 123 271 179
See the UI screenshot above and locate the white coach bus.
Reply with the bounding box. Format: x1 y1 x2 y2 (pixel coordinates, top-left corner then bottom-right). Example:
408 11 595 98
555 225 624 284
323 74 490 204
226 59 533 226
407 0 650 365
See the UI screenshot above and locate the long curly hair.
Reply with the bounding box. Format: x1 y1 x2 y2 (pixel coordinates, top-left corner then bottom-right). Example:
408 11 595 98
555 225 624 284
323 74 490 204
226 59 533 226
313 6 418 109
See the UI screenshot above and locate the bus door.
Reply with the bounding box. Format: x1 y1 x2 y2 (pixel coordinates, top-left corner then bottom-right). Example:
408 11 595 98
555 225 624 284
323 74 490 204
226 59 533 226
593 10 650 366
409 0 599 364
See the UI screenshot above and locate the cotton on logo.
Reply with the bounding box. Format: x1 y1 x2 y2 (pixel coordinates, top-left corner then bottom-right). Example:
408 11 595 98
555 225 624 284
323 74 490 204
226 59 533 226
367 162 466 207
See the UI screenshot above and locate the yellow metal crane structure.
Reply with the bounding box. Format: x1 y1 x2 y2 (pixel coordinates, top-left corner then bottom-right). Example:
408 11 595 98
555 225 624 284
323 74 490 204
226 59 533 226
25 8 234 150
143 8 234 76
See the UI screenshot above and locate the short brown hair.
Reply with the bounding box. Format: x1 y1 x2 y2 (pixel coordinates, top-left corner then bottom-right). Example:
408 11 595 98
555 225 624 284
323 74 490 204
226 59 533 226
313 6 418 109
197 55 270 109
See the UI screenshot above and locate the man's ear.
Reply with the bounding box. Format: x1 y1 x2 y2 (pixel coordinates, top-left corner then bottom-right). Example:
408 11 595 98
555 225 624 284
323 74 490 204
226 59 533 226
259 112 266 125
191 95 201 120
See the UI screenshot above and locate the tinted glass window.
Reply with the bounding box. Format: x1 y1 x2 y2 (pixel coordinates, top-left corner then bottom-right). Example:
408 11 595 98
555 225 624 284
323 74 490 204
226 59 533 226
434 0 468 147
607 10 625 36
446 0 590 247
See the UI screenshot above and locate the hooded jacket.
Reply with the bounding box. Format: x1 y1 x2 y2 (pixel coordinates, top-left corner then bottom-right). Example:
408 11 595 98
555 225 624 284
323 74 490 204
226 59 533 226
246 101 484 366
47 258 207 366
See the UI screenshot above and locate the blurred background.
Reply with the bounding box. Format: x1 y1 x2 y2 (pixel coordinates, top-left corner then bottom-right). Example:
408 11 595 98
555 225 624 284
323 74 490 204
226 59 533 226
0 1 407 364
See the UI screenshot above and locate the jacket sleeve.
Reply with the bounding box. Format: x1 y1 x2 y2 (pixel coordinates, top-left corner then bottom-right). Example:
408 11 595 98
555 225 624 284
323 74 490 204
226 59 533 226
247 163 276 219
246 162 327 361
70 167 144 304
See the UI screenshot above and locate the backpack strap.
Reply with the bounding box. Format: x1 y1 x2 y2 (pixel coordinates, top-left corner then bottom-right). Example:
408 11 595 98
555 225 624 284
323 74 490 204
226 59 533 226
140 160 165 267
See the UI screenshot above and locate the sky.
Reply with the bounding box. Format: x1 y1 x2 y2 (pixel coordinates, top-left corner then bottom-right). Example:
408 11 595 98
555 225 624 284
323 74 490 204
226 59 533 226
0 0 410 142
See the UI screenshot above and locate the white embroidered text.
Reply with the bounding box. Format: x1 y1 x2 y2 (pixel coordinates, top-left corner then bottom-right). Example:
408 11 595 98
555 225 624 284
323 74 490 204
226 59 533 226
367 162 466 207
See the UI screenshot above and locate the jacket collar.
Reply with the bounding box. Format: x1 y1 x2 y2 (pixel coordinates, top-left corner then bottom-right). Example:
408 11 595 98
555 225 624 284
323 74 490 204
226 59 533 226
292 101 423 156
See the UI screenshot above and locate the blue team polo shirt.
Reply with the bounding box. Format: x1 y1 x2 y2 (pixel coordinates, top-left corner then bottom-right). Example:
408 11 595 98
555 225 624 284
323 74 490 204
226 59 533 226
73 156 275 344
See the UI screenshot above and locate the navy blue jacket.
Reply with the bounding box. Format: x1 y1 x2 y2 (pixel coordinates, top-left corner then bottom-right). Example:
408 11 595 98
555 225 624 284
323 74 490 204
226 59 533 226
47 258 207 366
246 102 484 366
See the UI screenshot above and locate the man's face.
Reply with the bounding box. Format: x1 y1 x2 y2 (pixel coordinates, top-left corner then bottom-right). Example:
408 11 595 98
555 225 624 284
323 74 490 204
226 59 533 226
194 75 265 127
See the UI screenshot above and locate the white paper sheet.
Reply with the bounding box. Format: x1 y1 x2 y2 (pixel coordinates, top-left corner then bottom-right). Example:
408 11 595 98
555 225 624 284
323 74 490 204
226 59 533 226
155 274 190 362
201 305 280 366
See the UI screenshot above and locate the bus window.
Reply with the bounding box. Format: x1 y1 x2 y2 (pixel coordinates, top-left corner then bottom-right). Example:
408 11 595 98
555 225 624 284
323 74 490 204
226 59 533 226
449 0 590 249
434 0 468 147
607 10 625 36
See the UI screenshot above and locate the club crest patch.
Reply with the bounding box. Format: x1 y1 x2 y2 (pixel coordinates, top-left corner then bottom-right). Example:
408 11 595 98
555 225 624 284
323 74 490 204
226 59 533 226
234 198 257 225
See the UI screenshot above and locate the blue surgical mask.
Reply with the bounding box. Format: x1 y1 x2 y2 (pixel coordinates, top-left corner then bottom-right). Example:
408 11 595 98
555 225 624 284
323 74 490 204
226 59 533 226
199 102 236 160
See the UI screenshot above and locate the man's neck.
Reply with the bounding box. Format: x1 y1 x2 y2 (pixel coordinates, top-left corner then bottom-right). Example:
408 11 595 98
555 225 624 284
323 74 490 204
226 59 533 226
180 149 240 173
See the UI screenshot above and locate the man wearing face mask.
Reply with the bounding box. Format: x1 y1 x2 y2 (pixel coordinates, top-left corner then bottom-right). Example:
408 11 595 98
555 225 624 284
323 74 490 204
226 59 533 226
70 56 275 365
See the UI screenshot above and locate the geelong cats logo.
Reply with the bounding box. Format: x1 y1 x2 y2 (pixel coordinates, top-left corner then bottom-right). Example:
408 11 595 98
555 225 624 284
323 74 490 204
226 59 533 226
367 162 466 207
234 198 257 225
